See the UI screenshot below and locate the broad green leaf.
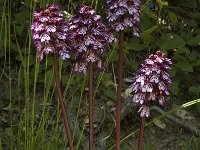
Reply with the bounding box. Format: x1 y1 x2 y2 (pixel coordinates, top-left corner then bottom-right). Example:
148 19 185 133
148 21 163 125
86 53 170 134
174 47 190 55
187 34 200 46
174 55 193 72
157 33 185 50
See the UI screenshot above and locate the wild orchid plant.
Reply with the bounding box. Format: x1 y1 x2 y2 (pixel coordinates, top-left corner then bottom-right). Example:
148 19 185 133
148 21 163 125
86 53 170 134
31 4 74 149
131 51 172 150
106 0 141 149
68 5 114 150
31 3 168 150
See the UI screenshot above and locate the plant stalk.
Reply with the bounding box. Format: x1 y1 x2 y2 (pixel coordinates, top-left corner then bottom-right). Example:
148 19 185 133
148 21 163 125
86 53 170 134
138 101 147 150
89 61 94 150
116 30 124 150
138 115 145 150
53 54 74 150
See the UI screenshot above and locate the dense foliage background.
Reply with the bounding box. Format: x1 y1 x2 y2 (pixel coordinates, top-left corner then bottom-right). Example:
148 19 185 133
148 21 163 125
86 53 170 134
0 0 199 149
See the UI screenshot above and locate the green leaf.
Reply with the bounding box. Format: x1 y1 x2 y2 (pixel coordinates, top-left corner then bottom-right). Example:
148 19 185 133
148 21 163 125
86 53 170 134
170 82 179 95
105 89 116 101
126 60 138 70
189 86 200 95
192 60 200 67
168 11 177 24
110 50 118 62
126 39 148 51
156 0 168 10
174 55 193 72
169 66 178 77
187 34 200 46
157 33 185 50
142 5 157 19
175 60 193 72
174 47 190 55
141 26 158 42
141 12 155 30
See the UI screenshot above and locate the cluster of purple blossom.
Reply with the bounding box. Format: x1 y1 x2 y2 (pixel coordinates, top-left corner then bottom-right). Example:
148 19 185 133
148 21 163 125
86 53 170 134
31 2 172 118
31 4 71 62
68 5 116 73
131 51 172 117
31 1 141 72
31 4 116 73
107 0 141 36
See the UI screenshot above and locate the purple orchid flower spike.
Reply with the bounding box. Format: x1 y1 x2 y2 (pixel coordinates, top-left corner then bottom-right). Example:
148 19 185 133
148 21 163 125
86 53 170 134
131 51 172 116
107 0 141 36
69 5 115 73
131 51 172 150
31 4 71 62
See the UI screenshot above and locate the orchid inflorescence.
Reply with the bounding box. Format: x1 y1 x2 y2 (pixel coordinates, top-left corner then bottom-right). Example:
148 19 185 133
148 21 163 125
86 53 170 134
131 51 172 118
69 5 115 73
107 0 141 36
31 4 71 62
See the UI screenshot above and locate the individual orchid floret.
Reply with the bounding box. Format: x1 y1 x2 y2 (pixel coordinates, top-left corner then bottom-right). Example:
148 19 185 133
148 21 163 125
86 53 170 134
107 0 141 36
131 51 172 117
69 5 115 73
31 4 71 62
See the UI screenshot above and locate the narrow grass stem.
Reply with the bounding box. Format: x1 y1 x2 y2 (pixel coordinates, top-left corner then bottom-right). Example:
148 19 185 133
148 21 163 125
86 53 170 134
53 54 74 150
116 31 124 150
89 62 94 150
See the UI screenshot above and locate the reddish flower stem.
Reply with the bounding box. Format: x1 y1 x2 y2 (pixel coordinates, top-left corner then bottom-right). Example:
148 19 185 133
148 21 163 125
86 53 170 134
138 101 147 150
89 62 94 150
138 116 145 150
53 54 74 150
116 30 124 150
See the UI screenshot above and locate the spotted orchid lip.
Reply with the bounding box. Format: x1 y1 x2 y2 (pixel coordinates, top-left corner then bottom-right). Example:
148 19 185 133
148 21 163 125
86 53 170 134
131 51 172 118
